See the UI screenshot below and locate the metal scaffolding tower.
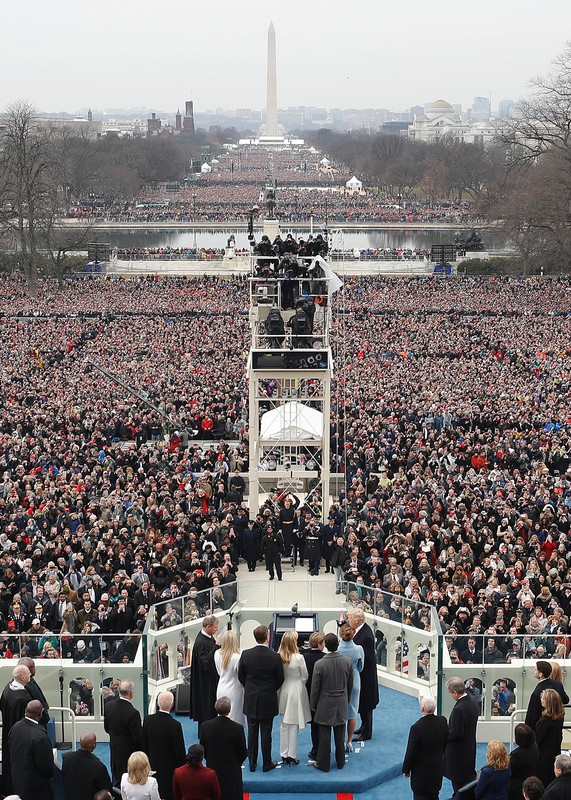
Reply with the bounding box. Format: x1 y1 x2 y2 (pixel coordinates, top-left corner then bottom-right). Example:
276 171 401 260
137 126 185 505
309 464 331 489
246 253 341 522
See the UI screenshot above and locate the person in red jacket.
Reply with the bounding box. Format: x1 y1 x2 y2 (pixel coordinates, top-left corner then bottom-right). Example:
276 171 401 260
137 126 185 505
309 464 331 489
173 744 220 800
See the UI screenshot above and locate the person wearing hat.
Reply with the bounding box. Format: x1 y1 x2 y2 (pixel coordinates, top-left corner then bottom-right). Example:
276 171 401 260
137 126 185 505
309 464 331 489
261 525 285 582
8 601 28 635
73 639 95 663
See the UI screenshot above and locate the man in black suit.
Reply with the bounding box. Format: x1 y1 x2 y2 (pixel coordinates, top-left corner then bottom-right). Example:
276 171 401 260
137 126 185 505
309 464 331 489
347 607 379 741
442 676 480 794
103 679 143 786
238 624 284 772
190 614 220 735
62 731 112 800
402 695 449 800
525 660 570 730
142 690 186 800
302 631 325 760
9 699 54 800
200 696 247 800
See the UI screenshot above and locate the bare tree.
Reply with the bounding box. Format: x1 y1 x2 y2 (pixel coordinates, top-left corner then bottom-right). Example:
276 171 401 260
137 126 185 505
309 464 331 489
0 101 56 291
496 42 571 168
488 43 571 270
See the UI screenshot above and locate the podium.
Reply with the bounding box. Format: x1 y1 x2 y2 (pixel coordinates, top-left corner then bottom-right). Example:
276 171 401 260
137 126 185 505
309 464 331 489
271 612 318 650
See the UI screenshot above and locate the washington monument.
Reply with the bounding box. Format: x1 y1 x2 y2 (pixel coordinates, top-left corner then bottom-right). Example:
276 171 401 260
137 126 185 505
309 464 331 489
265 21 278 136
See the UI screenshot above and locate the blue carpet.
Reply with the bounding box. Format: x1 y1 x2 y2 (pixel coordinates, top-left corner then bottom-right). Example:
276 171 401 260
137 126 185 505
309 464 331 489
91 686 423 794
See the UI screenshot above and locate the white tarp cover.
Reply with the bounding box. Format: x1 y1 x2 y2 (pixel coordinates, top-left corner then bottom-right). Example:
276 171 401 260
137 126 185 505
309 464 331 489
260 402 323 440
312 255 343 294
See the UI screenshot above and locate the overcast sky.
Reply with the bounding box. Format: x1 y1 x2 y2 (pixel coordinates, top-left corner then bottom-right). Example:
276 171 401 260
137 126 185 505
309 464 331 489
1 0 569 116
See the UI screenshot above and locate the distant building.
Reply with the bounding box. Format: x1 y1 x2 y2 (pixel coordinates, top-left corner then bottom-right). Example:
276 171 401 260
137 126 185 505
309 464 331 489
183 101 195 134
498 98 514 119
469 96 491 122
41 116 102 139
408 100 495 145
147 112 161 136
380 120 410 136
175 109 182 131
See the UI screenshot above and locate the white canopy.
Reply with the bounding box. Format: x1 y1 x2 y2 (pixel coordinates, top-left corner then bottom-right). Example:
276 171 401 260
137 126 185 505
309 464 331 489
260 402 323 440
200 162 212 173
346 175 362 189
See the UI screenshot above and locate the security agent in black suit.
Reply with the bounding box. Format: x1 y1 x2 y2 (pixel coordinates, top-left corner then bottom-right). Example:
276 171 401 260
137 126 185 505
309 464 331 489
142 690 186 800
8 699 54 800
200 696 247 800
103 679 143 786
62 731 112 800
442 676 480 794
238 624 285 773
402 695 449 800
525 660 570 730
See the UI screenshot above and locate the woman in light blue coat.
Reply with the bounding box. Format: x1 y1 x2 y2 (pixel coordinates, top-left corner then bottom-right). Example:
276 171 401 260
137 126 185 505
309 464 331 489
338 623 364 752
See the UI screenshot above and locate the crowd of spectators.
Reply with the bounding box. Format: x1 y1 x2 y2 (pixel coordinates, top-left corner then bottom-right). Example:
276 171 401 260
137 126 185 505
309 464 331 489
65 146 482 225
0 272 570 683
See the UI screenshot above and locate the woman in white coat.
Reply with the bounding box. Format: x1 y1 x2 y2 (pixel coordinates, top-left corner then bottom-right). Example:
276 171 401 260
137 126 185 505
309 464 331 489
214 629 246 726
277 630 312 765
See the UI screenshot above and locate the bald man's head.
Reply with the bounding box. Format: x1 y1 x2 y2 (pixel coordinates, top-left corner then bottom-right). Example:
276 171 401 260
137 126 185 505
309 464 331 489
25 699 43 721
79 732 97 752
13 665 31 685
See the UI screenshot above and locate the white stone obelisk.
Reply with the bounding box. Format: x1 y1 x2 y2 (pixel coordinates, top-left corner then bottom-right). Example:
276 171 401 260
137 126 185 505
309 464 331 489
266 21 278 136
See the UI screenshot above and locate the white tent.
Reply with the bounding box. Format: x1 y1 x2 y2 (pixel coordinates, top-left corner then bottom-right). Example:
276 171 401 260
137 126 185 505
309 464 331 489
200 162 212 173
345 175 362 190
260 402 323 440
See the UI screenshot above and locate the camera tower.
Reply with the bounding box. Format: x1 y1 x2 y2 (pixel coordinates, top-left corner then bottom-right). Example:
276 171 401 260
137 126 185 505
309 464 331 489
246 247 340 521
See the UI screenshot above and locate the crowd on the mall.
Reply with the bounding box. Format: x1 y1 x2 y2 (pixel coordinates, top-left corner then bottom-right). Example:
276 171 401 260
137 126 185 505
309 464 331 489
0 272 570 691
65 147 481 226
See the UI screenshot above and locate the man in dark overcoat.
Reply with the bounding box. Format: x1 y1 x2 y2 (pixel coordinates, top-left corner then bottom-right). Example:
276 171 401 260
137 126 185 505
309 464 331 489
442 676 480 794
402 696 449 800
103 679 143 786
9 699 54 800
200 696 247 800
143 690 186 800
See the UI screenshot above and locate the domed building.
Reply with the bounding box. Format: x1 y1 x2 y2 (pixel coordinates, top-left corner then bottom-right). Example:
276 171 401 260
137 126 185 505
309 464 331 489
424 99 456 117
408 99 495 145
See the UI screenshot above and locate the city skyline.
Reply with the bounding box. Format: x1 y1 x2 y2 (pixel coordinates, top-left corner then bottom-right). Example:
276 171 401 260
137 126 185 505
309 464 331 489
1 0 569 115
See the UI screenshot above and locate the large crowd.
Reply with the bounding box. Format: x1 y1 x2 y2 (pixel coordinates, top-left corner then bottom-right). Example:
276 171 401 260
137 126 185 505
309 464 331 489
65 146 482 225
0 272 570 678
